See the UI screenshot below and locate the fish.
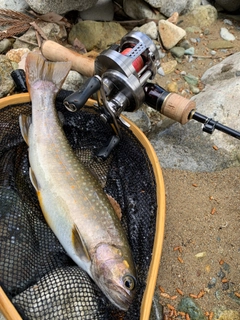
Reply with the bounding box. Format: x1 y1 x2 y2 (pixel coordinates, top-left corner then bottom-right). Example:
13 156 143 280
19 51 136 311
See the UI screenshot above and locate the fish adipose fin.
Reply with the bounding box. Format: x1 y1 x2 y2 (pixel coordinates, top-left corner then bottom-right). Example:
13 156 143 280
72 224 91 263
25 51 72 94
19 114 32 145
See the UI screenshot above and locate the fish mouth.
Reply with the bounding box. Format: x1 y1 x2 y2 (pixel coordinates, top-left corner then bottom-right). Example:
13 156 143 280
104 283 135 311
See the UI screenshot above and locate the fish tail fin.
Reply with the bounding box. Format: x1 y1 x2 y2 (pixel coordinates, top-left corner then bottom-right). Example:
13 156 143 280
25 51 72 94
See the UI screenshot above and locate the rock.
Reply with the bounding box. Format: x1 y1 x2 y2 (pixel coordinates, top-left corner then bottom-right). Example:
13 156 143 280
79 0 114 21
122 109 151 133
123 0 164 20
184 47 195 55
160 60 178 75
0 0 29 12
181 5 218 29
220 27 235 41
13 22 67 50
201 52 240 84
166 81 178 93
155 0 201 18
183 74 199 86
170 46 185 58
207 40 234 50
133 21 158 40
167 12 179 25
214 0 240 12
217 309 240 320
24 0 98 14
143 0 161 8
6 48 30 64
0 55 14 98
177 297 206 320
158 20 186 50
0 39 12 54
62 71 84 92
179 39 191 49
68 21 127 51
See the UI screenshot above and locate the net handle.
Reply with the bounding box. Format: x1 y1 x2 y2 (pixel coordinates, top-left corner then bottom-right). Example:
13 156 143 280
0 287 22 320
121 115 166 320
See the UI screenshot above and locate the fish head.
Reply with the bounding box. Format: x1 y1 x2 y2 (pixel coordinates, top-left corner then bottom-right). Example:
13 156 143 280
91 243 136 311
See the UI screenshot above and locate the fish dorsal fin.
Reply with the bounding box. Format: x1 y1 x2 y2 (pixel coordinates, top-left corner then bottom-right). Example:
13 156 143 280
29 167 39 192
25 52 72 93
72 224 91 262
19 114 32 145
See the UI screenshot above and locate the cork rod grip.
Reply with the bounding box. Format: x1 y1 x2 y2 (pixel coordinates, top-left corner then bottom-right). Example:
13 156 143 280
41 40 95 77
161 93 196 125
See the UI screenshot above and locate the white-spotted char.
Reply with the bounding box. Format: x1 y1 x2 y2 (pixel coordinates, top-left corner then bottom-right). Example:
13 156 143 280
19 52 136 311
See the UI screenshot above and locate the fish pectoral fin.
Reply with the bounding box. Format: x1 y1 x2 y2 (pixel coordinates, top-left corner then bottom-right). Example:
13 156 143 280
29 167 40 192
19 114 32 145
107 194 122 220
72 224 91 262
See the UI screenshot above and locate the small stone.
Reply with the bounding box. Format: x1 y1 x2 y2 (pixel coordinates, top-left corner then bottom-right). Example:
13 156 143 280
133 21 158 40
223 19 233 26
217 268 226 279
222 262 230 273
6 48 30 64
218 309 240 320
195 251 206 258
215 290 222 300
183 74 199 86
211 50 217 55
167 81 178 93
208 40 234 50
208 277 217 288
161 60 178 75
184 47 195 55
0 39 12 53
190 38 197 44
177 297 205 320
222 281 229 291
167 11 179 24
179 39 191 49
170 46 185 58
220 28 235 41
157 67 165 76
203 28 210 35
158 19 186 50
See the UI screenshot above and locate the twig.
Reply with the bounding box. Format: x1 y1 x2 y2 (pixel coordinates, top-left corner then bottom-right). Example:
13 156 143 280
12 36 38 46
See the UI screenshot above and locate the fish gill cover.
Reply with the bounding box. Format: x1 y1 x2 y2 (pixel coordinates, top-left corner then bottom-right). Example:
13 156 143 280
0 90 157 320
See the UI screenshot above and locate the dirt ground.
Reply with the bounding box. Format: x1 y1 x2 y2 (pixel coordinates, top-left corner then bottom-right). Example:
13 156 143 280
154 14 240 319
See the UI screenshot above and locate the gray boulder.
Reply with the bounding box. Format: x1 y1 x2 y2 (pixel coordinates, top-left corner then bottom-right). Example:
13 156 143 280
24 0 98 14
0 0 29 12
214 0 240 12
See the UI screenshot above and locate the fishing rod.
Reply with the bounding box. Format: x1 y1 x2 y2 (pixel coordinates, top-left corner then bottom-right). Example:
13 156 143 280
11 31 240 160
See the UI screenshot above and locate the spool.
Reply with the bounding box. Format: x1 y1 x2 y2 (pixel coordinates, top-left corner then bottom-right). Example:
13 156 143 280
121 48 144 73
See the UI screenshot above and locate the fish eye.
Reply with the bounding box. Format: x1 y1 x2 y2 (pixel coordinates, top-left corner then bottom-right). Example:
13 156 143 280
123 275 135 291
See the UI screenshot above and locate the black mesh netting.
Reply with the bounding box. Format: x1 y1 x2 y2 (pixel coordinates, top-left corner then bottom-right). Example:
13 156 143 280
0 90 157 320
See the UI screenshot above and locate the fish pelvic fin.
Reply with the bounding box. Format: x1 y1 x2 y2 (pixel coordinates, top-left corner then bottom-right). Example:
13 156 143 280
72 224 91 263
19 114 32 145
25 51 72 95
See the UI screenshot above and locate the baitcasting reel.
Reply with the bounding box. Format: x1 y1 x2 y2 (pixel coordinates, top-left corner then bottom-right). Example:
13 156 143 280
64 31 160 136
63 30 239 160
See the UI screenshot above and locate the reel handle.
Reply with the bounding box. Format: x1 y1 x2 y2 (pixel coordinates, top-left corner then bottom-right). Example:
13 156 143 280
63 76 101 112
